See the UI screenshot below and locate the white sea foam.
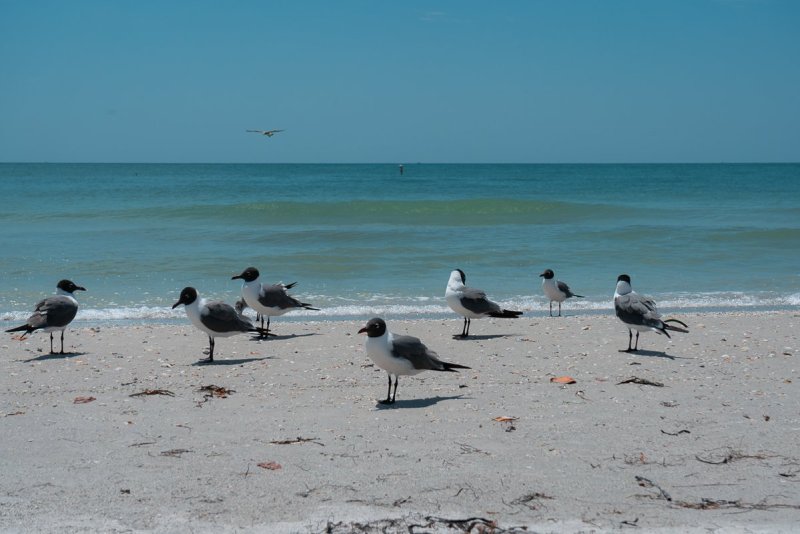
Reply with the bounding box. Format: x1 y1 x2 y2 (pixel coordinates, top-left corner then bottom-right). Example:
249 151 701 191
2 291 796 326
784 293 800 306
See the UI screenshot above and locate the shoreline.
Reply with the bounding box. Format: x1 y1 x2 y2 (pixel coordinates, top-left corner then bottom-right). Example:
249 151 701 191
3 305 799 330
1 311 799 532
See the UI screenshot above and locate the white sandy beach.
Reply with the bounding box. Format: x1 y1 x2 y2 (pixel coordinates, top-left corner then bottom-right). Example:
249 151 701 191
1 311 799 532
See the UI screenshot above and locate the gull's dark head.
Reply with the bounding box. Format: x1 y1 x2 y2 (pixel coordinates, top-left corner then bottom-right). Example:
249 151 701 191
172 287 198 308
617 274 631 284
57 279 86 293
455 269 466 284
232 266 260 282
539 269 554 279
358 317 387 338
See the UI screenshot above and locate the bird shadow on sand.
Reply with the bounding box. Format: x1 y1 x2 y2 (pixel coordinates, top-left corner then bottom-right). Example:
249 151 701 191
622 349 691 361
453 334 510 341
249 333 318 341
21 351 88 362
375 394 468 410
191 356 271 367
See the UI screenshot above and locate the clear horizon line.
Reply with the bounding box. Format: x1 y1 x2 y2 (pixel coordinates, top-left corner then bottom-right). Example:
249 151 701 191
1 160 798 166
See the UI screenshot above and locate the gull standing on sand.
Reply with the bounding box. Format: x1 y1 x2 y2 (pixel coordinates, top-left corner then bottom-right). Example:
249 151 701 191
358 317 470 405
172 287 257 362
246 129 284 137
614 274 688 352
6 279 86 354
232 267 318 337
539 268 584 317
445 269 522 338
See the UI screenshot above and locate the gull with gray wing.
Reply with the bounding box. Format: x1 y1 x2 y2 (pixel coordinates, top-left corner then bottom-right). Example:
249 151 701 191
614 274 688 352
172 287 257 362
246 129 284 137
233 267 318 337
358 317 470 405
6 279 86 354
540 268 584 317
445 269 522 338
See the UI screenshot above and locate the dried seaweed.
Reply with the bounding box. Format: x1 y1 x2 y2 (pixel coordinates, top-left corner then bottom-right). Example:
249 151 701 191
197 385 235 397
325 515 529 533
130 389 175 397
160 448 191 457
270 436 324 446
636 476 672 501
660 429 690 436
695 448 775 465
674 498 800 511
617 377 664 387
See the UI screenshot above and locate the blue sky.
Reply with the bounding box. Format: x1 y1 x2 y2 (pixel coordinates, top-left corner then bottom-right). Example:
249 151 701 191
1 1 798 163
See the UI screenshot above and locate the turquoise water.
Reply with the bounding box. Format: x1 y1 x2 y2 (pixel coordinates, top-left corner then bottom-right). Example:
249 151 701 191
1 163 798 324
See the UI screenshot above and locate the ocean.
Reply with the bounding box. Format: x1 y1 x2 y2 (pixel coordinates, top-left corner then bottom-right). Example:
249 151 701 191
1 163 798 326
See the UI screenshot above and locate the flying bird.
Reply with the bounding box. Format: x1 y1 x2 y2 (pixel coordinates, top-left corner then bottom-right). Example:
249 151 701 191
6 279 86 354
613 274 688 352
232 267 318 337
539 268 584 317
445 269 522 338
358 317 470 405
246 129 284 137
172 287 257 362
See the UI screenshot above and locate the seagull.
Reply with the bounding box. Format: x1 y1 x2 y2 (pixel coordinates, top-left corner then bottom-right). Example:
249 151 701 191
234 297 249 318
235 296 265 324
172 287 257 362
6 279 86 354
358 317 470 405
539 269 584 317
246 129 284 137
232 267 318 337
445 269 522 338
614 274 688 352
